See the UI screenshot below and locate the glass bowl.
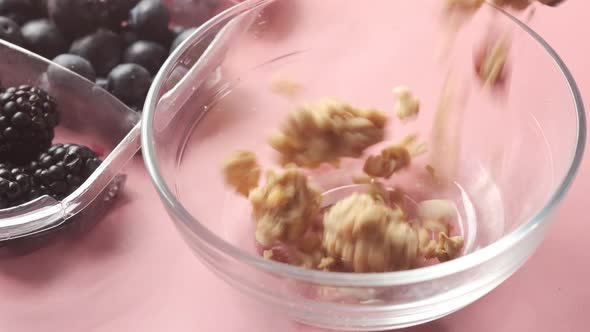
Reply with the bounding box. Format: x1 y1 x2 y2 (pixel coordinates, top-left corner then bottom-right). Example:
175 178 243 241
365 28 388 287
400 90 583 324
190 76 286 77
141 0 586 330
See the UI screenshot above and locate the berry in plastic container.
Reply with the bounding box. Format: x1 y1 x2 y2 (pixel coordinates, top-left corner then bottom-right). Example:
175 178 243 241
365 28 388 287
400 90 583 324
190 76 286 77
0 39 141 256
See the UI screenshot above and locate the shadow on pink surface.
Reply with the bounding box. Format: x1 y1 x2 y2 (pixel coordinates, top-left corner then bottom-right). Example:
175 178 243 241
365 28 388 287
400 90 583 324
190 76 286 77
0 183 133 285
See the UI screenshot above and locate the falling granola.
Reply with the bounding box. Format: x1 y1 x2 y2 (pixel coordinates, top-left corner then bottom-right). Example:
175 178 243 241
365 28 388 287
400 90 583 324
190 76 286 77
393 86 420 121
249 167 322 248
363 135 427 179
222 150 261 197
268 98 388 168
475 33 512 87
270 75 304 99
492 0 532 10
222 94 463 274
444 0 485 12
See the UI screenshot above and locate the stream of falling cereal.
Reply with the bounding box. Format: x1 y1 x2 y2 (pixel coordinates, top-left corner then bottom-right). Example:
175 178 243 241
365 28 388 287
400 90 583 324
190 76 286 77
432 1 537 185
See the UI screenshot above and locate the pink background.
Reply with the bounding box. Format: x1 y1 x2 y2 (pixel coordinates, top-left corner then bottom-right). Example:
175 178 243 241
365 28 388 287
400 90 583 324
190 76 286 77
0 1 589 331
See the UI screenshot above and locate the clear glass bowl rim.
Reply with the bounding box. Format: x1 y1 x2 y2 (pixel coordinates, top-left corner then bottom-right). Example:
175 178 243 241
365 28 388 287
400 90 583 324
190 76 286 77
141 0 587 287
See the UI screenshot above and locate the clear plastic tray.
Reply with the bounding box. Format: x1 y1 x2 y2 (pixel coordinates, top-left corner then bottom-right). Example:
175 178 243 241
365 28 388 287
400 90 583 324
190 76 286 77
0 0 239 256
0 40 141 256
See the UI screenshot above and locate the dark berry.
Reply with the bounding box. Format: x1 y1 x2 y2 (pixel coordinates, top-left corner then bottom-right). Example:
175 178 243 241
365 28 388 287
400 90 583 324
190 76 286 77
0 0 36 25
129 0 170 43
170 27 196 53
99 0 139 31
0 85 60 164
191 0 219 23
21 19 68 59
107 63 151 106
159 29 175 49
27 143 102 199
70 29 123 77
170 0 218 27
30 0 48 18
0 16 23 46
121 29 139 47
171 25 185 38
47 0 103 38
52 54 96 82
124 40 167 75
0 162 43 208
95 77 108 91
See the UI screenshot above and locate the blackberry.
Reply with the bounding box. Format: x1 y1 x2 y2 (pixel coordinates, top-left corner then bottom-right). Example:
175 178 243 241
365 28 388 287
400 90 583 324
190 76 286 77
107 63 151 106
124 40 167 75
0 162 44 209
0 16 24 46
0 0 36 25
0 85 60 164
128 0 170 43
70 29 123 77
52 54 96 82
27 143 102 199
21 19 68 59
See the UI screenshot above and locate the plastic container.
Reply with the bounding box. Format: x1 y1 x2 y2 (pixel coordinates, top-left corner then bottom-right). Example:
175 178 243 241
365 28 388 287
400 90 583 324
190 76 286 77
0 0 241 256
0 40 141 256
141 0 586 330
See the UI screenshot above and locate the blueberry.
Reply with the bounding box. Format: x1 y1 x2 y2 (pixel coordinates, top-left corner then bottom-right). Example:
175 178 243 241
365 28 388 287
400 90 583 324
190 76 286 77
52 54 96 82
129 0 170 43
170 27 196 53
121 29 139 47
0 16 23 46
30 0 48 18
95 77 108 90
190 0 219 25
48 0 104 38
107 63 151 106
124 40 167 75
49 0 137 37
100 0 139 30
21 19 68 59
0 0 36 25
170 0 218 27
70 29 123 77
171 25 185 38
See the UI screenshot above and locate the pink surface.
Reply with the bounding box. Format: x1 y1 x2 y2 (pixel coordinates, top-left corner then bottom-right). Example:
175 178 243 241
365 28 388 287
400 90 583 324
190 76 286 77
0 2 589 332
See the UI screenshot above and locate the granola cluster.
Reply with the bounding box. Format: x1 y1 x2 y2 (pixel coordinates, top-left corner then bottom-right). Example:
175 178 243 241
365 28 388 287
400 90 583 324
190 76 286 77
322 193 417 272
268 98 388 168
363 135 426 180
222 150 261 197
249 167 322 248
393 86 420 121
223 95 464 273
